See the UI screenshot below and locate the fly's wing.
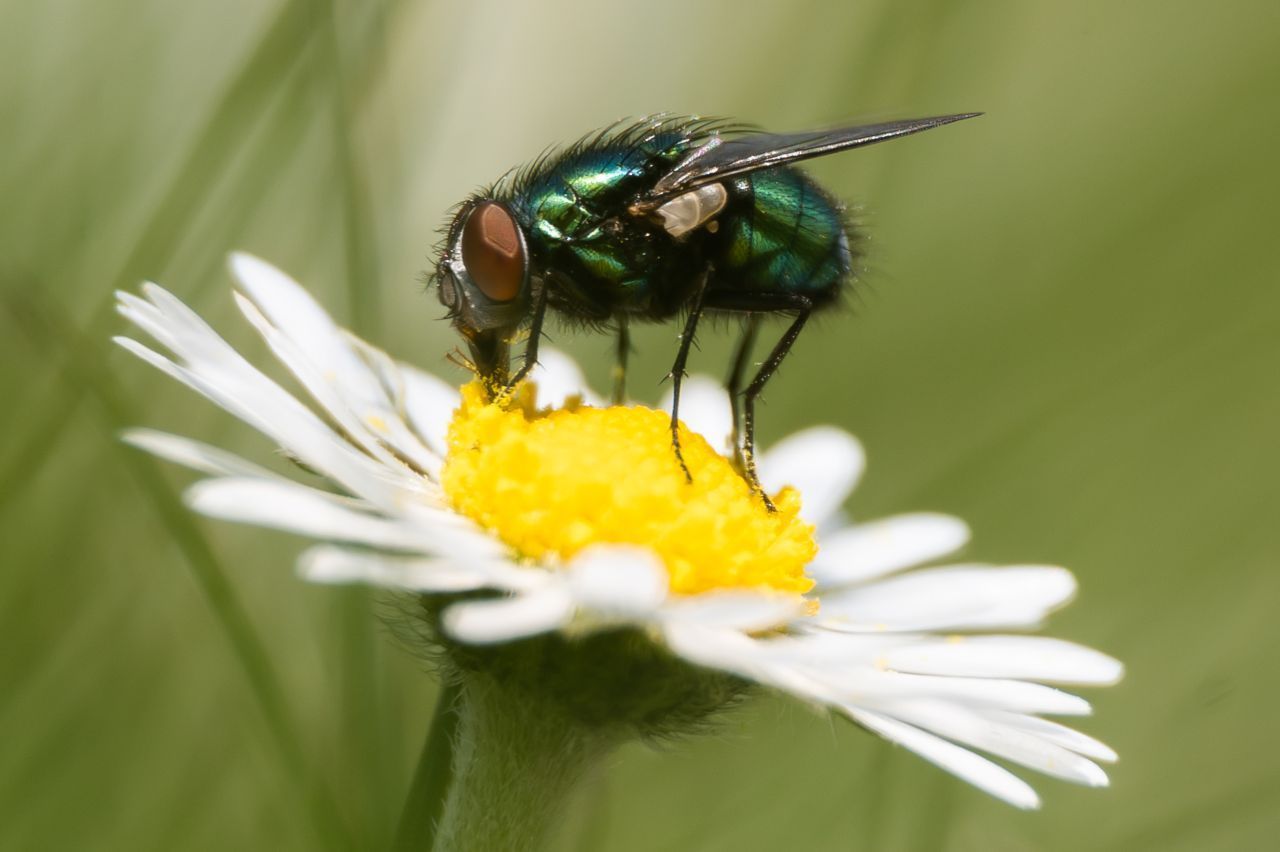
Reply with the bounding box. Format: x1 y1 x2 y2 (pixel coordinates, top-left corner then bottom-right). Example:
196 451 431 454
639 113 980 209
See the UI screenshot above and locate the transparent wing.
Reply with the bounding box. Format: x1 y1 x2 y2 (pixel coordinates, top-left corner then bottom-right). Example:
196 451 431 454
642 113 981 206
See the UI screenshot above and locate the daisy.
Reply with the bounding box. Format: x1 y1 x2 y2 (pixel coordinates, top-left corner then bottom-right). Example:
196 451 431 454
115 253 1121 813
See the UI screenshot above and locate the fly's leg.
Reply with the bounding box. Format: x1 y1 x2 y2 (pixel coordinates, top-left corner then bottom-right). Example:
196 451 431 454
701 291 817 510
611 316 630 405
725 314 760 472
666 269 711 482
499 280 549 399
741 300 812 511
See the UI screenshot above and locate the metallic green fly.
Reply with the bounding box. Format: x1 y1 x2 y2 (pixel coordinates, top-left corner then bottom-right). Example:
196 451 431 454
432 113 979 508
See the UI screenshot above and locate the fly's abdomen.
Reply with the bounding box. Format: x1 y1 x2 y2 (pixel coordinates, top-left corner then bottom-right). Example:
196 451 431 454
710 167 854 304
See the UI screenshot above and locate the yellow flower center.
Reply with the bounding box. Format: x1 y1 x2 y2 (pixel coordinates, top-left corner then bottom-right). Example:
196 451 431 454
441 381 816 596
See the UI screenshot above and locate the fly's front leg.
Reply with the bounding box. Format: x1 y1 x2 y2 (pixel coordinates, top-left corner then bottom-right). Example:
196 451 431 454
499 279 548 400
666 269 711 482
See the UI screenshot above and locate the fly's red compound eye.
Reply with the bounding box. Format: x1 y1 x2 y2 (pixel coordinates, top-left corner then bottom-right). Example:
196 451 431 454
461 202 526 303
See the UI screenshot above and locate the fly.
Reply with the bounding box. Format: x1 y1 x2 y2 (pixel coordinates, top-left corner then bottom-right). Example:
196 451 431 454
432 113 980 509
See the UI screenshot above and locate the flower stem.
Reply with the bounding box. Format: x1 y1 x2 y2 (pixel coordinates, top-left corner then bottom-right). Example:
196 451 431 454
392 680 462 852
430 672 617 852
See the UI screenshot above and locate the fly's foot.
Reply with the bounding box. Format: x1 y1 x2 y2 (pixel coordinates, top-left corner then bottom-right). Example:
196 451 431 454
742 451 776 512
670 427 694 484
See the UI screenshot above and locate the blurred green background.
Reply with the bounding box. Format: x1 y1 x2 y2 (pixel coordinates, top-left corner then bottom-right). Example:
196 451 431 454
3 0 1278 849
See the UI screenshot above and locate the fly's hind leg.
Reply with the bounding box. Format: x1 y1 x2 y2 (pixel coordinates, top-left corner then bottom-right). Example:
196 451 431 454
704 291 814 511
743 305 811 511
666 269 711 482
725 314 761 472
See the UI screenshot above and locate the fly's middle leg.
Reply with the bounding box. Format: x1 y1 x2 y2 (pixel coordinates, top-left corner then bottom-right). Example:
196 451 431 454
611 316 630 405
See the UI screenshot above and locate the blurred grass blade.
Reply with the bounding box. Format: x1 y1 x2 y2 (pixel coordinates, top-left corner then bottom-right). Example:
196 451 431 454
0 0 319 520
7 291 357 852
322 0 383 339
391 680 461 852
318 2 413 842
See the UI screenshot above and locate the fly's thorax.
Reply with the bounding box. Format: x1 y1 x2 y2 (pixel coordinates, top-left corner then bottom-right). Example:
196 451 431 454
502 133 707 322
516 200 705 323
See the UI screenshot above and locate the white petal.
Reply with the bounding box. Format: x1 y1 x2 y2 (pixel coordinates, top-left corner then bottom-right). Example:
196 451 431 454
986 712 1118 762
442 587 574 644
844 708 1041 809
875 700 1109 787
134 282 246 368
807 668 1092 717
343 334 450 478
233 293 410 472
816 565 1077 632
168 255 455 478
661 622 828 698
399 363 461 459
660 621 752 669
230 253 365 384
528 347 601 408
882 636 1125 685
115 290 178 351
121 429 276 479
738 629 916 665
758 427 864 527
659 376 733 455
185 476 502 559
298 545 490 592
566 546 668 616
663 591 807 632
899 676 1091 717
186 477 415 547
810 513 970 587
114 329 407 512
230 256 444 480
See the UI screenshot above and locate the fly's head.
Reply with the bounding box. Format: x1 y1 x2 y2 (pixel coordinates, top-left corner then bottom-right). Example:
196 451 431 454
434 199 532 385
